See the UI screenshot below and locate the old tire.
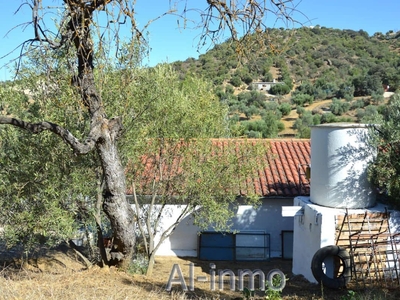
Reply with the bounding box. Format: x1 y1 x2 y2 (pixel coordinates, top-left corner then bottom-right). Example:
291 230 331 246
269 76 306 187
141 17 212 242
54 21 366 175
311 245 351 289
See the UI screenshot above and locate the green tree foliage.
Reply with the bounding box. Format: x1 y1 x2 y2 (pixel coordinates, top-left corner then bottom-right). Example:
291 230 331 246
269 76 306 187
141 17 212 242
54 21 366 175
368 93 400 207
232 90 270 119
0 73 98 250
353 74 385 97
237 91 267 109
278 103 292 116
230 75 242 87
314 77 338 100
234 67 253 85
239 111 284 138
296 106 306 117
269 83 291 95
292 93 314 107
351 98 368 110
293 111 316 138
262 72 274 82
296 126 311 139
320 112 338 124
330 98 351 116
244 105 261 119
105 64 229 142
359 105 383 124
371 91 385 105
294 81 315 96
225 85 235 95
313 114 322 126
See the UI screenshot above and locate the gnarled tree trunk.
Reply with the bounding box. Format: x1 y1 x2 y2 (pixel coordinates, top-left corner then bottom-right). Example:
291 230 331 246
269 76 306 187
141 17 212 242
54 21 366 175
64 0 136 268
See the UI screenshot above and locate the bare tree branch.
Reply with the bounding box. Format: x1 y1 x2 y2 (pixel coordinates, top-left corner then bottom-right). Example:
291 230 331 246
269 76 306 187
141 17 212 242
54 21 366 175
0 116 97 154
191 0 308 54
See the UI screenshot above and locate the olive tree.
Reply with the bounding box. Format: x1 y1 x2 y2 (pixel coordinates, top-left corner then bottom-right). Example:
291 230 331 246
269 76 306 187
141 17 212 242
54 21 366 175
368 93 400 208
101 63 265 275
0 0 304 269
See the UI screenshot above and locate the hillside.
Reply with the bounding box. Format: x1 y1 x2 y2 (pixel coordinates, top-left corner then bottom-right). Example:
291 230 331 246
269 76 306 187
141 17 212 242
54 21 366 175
171 27 400 138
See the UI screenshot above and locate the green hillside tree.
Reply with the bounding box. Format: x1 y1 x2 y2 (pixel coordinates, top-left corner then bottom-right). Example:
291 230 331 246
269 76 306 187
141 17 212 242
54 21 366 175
0 0 303 269
368 93 400 208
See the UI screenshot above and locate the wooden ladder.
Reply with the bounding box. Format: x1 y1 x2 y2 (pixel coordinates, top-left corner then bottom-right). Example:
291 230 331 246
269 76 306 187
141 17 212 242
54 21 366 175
336 208 400 287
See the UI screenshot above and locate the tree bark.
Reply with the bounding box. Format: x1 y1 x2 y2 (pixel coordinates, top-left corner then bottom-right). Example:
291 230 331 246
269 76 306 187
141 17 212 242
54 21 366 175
96 121 136 268
146 254 156 277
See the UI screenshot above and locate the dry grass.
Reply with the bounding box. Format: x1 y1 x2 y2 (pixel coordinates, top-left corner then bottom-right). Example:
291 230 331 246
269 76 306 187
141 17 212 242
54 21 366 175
0 250 399 300
0 265 187 300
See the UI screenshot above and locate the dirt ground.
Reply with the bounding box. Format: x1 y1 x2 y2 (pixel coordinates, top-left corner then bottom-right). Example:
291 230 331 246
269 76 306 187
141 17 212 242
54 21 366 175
148 257 399 299
1 245 399 300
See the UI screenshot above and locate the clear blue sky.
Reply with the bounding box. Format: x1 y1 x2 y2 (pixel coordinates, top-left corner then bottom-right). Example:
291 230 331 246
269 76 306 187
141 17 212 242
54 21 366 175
1 0 399 81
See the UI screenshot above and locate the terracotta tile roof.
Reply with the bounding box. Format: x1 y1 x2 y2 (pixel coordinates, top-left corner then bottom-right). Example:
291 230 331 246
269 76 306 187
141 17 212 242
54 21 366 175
251 139 311 197
126 139 310 198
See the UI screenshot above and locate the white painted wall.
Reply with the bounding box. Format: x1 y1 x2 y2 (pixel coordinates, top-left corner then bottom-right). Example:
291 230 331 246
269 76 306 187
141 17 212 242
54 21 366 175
136 198 294 258
389 210 400 234
230 199 294 258
133 205 201 257
310 124 377 208
292 197 337 283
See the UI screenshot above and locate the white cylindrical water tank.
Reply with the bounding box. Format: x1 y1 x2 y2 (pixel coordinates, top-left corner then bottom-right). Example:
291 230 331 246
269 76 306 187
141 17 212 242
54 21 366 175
310 123 376 208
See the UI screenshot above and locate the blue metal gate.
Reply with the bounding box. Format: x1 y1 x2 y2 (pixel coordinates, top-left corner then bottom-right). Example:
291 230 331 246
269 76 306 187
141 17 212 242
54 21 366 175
199 231 270 261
